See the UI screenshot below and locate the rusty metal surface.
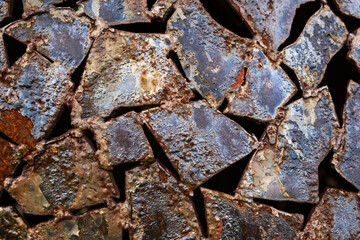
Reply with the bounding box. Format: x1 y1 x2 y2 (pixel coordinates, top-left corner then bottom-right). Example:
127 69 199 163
300 188 360 240
22 0 63 16
5 8 93 72
237 87 339 203
126 162 201 239
228 0 315 58
143 101 257 190
348 28 360 72
28 204 129 239
334 0 360 20
90 112 154 169
202 188 303 239
0 206 28 239
72 28 192 122
148 0 177 20
332 80 360 190
0 138 20 188
0 0 11 23
282 5 348 91
5 131 118 215
0 32 8 73
0 51 72 142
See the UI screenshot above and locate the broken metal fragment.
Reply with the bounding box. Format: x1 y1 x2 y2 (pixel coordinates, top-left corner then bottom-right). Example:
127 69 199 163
0 206 28 239
334 0 360 19
332 80 360 190
0 0 11 23
91 112 154 169
238 87 339 203
0 51 72 142
300 188 360 239
126 163 201 239
5 131 118 215
0 33 8 73
149 0 177 20
0 138 20 188
22 0 68 16
73 29 192 122
202 188 303 239
28 204 128 239
5 8 93 72
282 5 348 91
228 0 315 58
143 101 257 190
348 28 360 72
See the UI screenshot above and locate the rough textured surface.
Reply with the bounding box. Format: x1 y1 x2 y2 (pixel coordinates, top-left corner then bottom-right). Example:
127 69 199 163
73 29 192 123
149 0 177 20
0 0 11 23
143 101 257 190
5 131 118 215
5 8 93 72
22 0 66 16
283 5 348 91
0 33 8 73
91 112 154 168
0 138 21 187
348 28 360 72
334 0 360 20
332 81 360 190
0 51 72 141
126 163 201 239
300 188 360 240
238 87 339 203
0 206 28 239
202 188 303 240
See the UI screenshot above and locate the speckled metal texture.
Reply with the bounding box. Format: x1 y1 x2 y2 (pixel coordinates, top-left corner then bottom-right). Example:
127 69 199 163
5 131 118 215
238 87 339 203
148 0 177 20
348 28 360 72
143 100 257 191
282 5 348 91
332 81 360 190
0 0 11 23
126 162 201 239
0 138 20 187
334 0 360 20
202 188 303 239
22 0 64 16
0 206 28 240
300 188 360 239
0 32 8 73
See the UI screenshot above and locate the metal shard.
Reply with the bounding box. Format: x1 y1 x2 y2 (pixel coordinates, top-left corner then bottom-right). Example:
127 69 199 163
237 87 339 203
0 32 8 73
126 162 201 239
334 0 360 19
282 5 348 91
0 206 28 239
149 0 177 20
143 101 257 190
22 0 65 16
348 28 360 72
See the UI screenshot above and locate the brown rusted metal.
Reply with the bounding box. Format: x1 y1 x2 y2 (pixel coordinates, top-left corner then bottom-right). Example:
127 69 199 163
348 28 360 72
237 87 339 203
300 188 360 239
202 188 303 239
0 138 21 188
126 162 201 239
5 130 118 215
334 0 360 20
282 5 348 91
0 206 28 239
142 100 257 191
148 0 177 20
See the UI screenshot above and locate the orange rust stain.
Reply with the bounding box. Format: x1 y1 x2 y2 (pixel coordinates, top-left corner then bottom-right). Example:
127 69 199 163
0 138 17 185
159 169 168 183
232 69 245 89
217 219 223 239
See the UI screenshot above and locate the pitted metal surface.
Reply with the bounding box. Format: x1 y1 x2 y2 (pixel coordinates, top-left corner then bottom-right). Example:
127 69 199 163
0 206 28 240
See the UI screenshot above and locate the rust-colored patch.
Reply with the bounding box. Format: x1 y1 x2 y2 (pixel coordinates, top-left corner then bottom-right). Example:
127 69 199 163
217 219 223 239
0 138 19 185
232 69 245 89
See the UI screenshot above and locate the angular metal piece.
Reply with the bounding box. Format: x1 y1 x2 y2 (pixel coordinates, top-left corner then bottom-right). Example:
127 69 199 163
149 0 177 20
300 188 360 239
81 0 151 26
348 28 360 72
0 0 11 23
143 101 257 190
72 29 192 122
237 87 339 203
0 32 8 73
0 138 21 187
228 0 315 57
0 206 28 240
5 131 118 215
0 51 72 142
202 188 303 239
28 204 129 239
5 8 93 72
22 0 65 16
282 5 348 91
334 0 360 19
126 162 201 239
332 80 360 190
225 48 297 122
91 112 154 169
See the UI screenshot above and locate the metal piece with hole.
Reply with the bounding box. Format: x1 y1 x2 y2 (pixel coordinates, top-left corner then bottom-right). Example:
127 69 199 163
126 162 201 239
5 131 118 215
0 206 28 240
142 100 257 191
0 138 21 188
282 5 348 91
348 28 360 72
237 87 339 203
202 188 303 240
334 0 360 20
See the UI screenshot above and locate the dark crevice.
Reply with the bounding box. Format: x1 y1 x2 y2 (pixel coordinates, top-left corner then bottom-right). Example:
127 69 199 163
200 0 252 38
122 229 130 240
0 190 17 206
3 34 27 67
46 105 72 140
224 114 267 140
35 50 54 63
191 188 208 237
318 150 359 194
104 105 159 122
83 129 97 151
0 0 23 28
12 161 27 178
71 42 92 92
190 89 205 102
72 202 107 216
54 0 79 10
217 98 228 112
202 151 255 196
278 0 321 51
147 0 157 10
142 124 181 181
22 213 53 227
167 50 188 81
112 162 140 202
0 131 17 145
318 46 360 127
280 63 303 105
328 0 360 33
